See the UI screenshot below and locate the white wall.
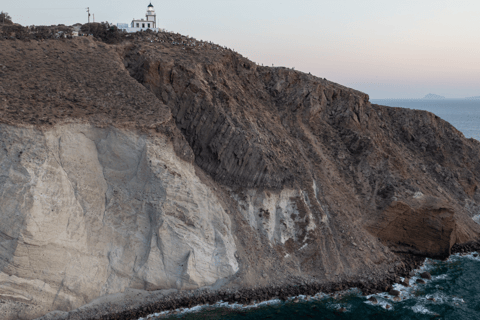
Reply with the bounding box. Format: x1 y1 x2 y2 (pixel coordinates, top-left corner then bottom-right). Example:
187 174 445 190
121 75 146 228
122 27 161 33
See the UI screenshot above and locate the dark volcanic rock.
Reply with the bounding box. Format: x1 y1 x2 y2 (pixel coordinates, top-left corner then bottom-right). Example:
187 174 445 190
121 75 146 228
368 296 378 304
388 289 400 297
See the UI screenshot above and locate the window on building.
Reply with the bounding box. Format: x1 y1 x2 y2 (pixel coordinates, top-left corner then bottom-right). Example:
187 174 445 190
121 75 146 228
142 23 145 28
148 23 150 28
136 23 139 27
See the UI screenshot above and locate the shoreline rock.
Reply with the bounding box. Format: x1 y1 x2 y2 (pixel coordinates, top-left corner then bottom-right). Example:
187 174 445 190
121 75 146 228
40 255 425 320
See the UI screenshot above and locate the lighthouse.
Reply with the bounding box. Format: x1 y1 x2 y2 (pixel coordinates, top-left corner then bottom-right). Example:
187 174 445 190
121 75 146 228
119 3 160 32
146 3 156 28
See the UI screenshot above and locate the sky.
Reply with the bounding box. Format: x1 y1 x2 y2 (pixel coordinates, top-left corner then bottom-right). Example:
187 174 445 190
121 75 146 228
3 0 480 99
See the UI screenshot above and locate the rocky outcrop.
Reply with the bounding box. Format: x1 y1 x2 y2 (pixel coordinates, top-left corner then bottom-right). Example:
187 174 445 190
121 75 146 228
366 194 457 258
1 33 480 319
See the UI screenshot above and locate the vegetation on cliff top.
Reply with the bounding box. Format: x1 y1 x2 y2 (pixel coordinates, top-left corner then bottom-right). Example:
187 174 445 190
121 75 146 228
0 11 13 25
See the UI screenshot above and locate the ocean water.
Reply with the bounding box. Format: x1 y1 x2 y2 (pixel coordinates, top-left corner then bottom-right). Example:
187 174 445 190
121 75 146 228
143 99 480 320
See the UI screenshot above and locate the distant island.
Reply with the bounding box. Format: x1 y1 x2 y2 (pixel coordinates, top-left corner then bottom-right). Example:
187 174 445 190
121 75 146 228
423 93 445 99
465 96 480 100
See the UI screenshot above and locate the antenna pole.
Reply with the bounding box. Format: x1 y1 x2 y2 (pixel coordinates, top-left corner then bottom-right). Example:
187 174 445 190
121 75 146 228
86 7 90 23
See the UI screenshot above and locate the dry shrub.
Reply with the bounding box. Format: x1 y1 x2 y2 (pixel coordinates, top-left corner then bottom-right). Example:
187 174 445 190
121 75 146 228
81 23 125 44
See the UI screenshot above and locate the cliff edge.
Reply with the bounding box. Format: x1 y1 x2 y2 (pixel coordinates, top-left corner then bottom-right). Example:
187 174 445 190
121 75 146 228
1 31 480 319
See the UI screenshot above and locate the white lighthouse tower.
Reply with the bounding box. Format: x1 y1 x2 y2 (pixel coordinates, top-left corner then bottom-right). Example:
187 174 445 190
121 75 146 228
146 3 156 28
119 3 161 32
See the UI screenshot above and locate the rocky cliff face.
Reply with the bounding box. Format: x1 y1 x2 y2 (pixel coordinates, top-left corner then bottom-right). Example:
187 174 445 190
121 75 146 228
0 124 238 319
1 33 480 319
124 36 480 257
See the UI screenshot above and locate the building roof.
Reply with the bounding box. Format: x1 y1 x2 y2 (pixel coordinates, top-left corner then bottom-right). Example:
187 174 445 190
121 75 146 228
148 3 154 7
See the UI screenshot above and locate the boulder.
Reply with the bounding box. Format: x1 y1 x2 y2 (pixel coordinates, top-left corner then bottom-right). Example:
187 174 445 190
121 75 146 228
367 198 457 259
388 289 400 297
367 296 378 304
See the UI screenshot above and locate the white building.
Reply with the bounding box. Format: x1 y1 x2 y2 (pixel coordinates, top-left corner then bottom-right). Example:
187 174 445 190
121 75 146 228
117 3 161 33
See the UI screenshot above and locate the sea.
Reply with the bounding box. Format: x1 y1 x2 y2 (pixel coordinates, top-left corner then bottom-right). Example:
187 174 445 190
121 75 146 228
143 99 480 320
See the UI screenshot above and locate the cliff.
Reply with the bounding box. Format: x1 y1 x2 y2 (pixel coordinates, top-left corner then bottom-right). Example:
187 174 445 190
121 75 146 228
1 32 480 320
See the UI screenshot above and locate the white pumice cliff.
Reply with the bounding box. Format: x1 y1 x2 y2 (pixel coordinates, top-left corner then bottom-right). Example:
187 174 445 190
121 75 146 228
0 124 237 319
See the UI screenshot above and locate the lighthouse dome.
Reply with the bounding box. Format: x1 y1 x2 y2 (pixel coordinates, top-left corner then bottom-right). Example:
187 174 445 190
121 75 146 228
147 3 155 16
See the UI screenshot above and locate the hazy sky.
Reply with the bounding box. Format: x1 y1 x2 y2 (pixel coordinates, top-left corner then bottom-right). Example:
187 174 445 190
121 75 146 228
3 0 480 98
